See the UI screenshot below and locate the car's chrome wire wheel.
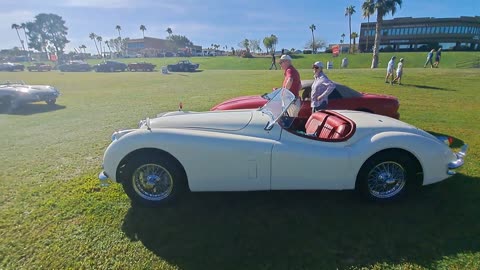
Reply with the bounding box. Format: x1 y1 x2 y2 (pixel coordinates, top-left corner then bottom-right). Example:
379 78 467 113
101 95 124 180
132 163 173 201
367 161 406 199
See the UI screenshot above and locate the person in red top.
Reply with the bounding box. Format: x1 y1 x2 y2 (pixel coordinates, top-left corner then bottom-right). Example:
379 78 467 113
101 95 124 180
279 54 301 98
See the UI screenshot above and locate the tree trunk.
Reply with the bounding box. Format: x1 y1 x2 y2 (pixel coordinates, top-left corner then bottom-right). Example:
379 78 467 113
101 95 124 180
312 31 315 53
366 16 370 52
349 15 352 53
15 29 26 51
371 14 383 69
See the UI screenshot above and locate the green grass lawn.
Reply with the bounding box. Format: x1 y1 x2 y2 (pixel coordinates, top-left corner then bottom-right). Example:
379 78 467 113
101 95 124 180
1 64 480 269
82 51 480 70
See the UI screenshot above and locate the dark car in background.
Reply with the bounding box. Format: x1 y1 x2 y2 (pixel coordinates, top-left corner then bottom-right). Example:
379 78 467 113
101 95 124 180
167 60 199 72
94 61 127 72
127 62 156 72
27 63 53 72
0 81 60 111
58 61 92 72
0 62 25 72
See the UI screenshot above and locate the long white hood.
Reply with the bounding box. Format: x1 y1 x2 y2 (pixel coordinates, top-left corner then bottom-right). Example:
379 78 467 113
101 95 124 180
150 110 254 131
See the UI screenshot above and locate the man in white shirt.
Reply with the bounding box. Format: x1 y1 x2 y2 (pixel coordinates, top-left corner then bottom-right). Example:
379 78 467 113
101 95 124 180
385 56 396 85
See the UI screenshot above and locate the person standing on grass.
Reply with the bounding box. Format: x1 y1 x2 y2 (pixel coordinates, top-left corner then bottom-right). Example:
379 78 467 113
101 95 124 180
434 48 442 68
424 49 435 68
393 58 404 85
269 53 277 70
385 56 396 84
279 54 302 116
310 61 335 112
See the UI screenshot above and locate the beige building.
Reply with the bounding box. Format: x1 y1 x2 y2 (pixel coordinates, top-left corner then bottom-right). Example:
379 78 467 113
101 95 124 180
126 37 202 57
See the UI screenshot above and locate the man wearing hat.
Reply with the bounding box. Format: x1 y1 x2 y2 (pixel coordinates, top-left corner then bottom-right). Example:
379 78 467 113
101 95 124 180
279 55 301 98
311 61 335 112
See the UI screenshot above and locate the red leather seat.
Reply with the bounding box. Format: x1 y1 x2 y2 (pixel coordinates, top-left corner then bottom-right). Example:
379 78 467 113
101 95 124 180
305 112 353 141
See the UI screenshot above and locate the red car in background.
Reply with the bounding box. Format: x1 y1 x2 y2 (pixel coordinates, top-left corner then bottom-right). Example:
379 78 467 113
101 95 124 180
211 80 400 119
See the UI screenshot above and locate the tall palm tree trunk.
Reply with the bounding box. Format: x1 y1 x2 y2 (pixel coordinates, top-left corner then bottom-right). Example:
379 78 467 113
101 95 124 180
311 31 315 53
371 14 383 69
366 16 370 52
348 15 352 53
15 29 25 51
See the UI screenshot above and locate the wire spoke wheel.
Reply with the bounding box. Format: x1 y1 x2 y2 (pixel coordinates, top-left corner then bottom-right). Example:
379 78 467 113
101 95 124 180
367 161 406 199
132 163 173 201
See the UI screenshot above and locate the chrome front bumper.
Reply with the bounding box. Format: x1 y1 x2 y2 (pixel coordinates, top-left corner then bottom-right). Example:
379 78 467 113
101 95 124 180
447 144 468 175
98 171 110 187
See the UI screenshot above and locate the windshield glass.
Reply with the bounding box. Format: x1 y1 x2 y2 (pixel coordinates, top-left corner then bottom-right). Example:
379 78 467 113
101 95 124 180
260 88 295 129
261 88 281 101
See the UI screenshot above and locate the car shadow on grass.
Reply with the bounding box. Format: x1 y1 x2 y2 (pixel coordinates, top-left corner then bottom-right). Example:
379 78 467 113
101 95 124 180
403 84 454 91
0 103 66 115
121 174 480 270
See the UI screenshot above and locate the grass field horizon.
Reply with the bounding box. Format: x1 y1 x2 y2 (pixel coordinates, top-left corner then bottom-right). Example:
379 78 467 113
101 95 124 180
77 51 480 70
1 54 480 269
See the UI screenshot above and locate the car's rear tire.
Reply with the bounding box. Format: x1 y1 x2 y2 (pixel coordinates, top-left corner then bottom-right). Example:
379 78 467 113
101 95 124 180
356 150 419 202
122 154 187 207
46 99 56 105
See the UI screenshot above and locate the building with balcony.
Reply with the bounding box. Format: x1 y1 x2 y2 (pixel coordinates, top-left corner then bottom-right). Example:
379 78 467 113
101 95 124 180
359 16 480 52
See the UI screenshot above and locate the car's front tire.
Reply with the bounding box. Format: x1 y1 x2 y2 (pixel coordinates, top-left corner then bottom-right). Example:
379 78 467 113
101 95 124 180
356 150 420 202
122 154 187 207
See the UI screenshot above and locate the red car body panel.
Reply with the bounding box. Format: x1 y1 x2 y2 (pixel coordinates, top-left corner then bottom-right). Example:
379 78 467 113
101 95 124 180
211 81 400 119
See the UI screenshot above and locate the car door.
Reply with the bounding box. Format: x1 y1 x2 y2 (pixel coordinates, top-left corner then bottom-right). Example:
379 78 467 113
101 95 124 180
270 129 353 190
184 127 281 192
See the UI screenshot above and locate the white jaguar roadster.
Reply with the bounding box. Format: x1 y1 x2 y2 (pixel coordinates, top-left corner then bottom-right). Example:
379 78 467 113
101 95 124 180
99 88 467 206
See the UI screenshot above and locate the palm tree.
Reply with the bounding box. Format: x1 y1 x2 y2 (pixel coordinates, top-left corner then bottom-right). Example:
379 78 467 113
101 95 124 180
89 33 101 57
140 25 146 38
115 25 122 39
79 45 87 54
105 41 112 58
345 5 356 53
96 36 103 57
20 23 29 52
309 24 316 53
362 0 375 52
166 27 172 36
363 0 403 68
351 32 359 52
11 23 25 51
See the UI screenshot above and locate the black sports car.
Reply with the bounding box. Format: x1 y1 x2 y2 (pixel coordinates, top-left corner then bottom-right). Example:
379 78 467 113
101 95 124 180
167 60 199 72
58 61 92 72
0 81 60 111
94 61 127 72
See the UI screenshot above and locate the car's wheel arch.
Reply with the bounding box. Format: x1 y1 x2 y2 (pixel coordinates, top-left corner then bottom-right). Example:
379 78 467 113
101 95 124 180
355 148 423 201
116 147 188 187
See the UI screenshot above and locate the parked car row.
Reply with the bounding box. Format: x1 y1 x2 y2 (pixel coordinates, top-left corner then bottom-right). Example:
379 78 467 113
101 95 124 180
0 60 200 73
0 62 25 71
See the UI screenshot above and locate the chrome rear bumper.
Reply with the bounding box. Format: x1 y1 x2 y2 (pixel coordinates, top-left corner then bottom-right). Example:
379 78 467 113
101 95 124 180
447 144 468 175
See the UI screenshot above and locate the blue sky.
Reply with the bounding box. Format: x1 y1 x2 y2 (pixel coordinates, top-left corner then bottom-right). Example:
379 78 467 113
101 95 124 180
1 0 479 53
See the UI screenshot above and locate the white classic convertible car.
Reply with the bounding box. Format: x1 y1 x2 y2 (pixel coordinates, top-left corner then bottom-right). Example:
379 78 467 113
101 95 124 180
99 88 467 206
